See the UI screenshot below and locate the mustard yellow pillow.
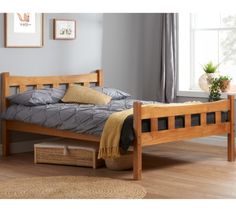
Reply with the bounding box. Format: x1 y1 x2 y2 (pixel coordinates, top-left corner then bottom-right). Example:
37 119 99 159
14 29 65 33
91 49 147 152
62 85 112 105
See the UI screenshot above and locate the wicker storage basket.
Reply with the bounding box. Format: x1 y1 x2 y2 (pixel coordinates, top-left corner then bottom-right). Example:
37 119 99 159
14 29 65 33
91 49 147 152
105 151 133 171
34 139 104 169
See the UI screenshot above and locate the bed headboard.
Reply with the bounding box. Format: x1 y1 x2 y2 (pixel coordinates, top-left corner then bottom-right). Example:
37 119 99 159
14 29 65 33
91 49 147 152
1 69 103 112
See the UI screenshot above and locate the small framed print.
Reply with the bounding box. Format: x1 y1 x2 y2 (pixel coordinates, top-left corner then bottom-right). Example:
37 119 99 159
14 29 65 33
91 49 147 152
53 19 76 40
4 13 44 48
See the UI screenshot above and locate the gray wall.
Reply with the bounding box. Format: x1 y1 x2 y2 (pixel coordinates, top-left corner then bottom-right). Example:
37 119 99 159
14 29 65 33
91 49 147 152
141 14 162 100
102 13 144 99
0 13 103 75
102 13 162 100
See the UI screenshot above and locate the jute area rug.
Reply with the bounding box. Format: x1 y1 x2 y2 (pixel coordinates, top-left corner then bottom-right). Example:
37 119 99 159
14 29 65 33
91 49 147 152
0 176 146 199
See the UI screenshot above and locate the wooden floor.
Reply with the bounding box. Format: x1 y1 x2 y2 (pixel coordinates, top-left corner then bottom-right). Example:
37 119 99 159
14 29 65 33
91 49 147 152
0 140 236 198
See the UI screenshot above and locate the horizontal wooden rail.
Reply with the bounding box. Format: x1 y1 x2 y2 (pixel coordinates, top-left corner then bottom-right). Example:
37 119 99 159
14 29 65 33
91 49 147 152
8 73 99 87
141 123 230 146
141 100 229 119
6 120 101 142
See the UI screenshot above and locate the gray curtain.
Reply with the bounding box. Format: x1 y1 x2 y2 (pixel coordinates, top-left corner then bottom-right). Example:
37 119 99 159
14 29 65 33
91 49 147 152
157 13 178 103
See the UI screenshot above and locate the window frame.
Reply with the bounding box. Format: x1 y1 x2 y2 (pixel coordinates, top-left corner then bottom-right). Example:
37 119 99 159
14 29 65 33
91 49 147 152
178 13 236 98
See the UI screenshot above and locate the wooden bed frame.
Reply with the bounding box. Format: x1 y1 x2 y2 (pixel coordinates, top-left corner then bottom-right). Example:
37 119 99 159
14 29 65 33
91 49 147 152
1 70 235 180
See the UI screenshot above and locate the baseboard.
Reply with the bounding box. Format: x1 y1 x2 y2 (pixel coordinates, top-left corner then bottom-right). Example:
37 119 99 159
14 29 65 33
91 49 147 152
0 138 57 156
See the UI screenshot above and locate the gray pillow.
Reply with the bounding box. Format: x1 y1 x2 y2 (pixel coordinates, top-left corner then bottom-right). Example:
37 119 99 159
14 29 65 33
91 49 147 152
92 87 131 100
7 88 66 106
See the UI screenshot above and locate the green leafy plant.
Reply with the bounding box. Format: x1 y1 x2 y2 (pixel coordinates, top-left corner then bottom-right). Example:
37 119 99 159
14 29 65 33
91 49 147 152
202 61 219 73
209 77 221 101
218 75 232 81
219 75 232 92
208 75 232 100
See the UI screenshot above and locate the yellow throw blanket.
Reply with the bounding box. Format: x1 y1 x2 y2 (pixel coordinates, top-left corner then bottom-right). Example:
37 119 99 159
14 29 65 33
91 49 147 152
98 108 133 159
98 101 202 159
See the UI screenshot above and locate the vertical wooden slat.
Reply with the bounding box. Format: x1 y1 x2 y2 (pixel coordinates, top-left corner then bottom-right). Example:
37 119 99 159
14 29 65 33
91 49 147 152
1 72 10 156
133 101 142 180
227 95 235 161
19 85 27 93
151 118 157 132
168 116 175 130
36 84 44 89
83 82 90 87
215 111 221 124
53 83 59 88
185 114 191 128
201 113 206 125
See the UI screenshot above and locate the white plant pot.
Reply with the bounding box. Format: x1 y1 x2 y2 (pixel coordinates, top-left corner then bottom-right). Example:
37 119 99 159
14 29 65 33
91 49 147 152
198 73 219 92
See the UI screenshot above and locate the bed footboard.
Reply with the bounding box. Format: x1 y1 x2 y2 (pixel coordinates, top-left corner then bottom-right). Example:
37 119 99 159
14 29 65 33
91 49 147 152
133 95 235 180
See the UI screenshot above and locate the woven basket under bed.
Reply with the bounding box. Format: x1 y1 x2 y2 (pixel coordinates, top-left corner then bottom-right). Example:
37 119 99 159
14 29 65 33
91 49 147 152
34 139 104 169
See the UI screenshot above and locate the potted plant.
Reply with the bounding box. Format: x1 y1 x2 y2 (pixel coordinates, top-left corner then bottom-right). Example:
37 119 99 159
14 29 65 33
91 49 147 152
199 61 219 92
202 61 219 73
209 77 221 102
219 75 232 92
202 61 219 84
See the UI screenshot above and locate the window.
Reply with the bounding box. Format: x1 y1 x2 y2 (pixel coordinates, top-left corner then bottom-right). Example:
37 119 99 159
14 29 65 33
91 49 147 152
179 13 236 92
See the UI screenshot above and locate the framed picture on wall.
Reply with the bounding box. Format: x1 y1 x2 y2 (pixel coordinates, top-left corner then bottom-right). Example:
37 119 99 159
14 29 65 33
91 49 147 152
53 19 76 40
4 13 44 48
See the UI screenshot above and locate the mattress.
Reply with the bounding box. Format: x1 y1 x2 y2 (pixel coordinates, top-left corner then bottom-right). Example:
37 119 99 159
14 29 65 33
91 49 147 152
1 99 228 150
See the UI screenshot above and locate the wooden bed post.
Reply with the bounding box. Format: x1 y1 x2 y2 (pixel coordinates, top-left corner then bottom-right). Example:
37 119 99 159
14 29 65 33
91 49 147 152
1 72 10 156
1 121 10 156
133 101 142 180
227 95 235 161
96 69 104 86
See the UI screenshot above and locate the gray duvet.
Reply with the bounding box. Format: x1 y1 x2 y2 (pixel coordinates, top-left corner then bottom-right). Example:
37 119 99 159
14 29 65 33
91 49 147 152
1 99 147 135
